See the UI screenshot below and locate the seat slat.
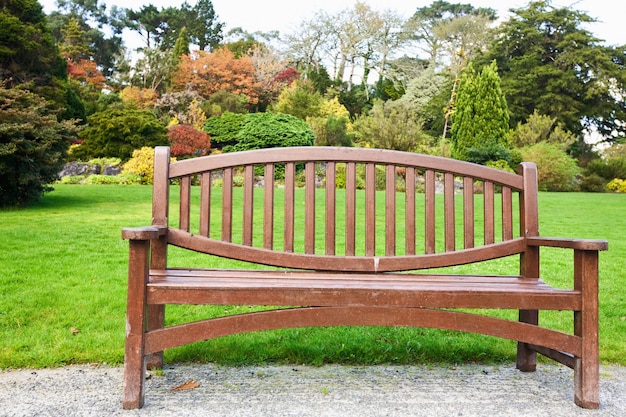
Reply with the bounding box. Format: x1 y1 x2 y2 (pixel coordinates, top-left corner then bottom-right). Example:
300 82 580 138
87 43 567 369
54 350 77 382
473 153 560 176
147 269 581 310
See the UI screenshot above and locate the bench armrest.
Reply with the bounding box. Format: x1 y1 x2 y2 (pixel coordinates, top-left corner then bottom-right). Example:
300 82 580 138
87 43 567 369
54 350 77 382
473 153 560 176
122 226 167 241
526 236 608 251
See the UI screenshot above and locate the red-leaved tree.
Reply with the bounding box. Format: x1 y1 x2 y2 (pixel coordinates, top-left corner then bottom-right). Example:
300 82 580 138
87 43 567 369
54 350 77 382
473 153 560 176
167 124 211 157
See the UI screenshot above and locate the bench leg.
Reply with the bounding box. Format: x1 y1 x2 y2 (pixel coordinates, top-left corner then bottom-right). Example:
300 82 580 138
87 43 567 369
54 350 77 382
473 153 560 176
122 239 150 409
516 309 538 372
146 305 165 370
573 250 600 409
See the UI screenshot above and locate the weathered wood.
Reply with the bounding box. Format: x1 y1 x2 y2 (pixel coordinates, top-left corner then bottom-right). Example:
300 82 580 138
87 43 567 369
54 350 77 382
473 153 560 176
122 146 606 410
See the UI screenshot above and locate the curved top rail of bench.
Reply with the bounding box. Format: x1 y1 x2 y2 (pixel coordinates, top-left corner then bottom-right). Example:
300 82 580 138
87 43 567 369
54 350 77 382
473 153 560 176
167 146 526 190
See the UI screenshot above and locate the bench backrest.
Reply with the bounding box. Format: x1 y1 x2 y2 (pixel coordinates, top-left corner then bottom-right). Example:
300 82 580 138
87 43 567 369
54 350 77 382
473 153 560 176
151 146 539 272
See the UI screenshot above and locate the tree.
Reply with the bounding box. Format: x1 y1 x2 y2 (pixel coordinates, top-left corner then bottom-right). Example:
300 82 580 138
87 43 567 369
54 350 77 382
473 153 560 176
73 108 168 161
353 99 433 153
172 48 259 105
185 0 223 51
271 80 323 120
167 124 211 157
131 47 178 92
450 62 509 161
0 0 66 87
509 110 577 150
476 0 626 145
0 85 77 207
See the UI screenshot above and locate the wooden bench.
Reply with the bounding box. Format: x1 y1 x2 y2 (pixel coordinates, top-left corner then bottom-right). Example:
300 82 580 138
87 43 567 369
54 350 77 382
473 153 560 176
122 146 607 409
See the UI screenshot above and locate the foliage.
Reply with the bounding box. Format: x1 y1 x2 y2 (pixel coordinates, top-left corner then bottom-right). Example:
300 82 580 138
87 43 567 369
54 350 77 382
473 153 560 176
0 85 77 207
607 179 626 193
248 44 291 112
509 110 577 151
0 0 65 85
582 144 626 188
465 138 521 171
307 116 354 147
520 143 579 192
154 90 205 125
203 111 247 150
203 90 249 117
167 124 211 158
451 61 509 161
271 80 323 120
73 108 168 161
172 48 258 106
227 112 315 152
130 47 179 93
476 1 626 144
122 146 157 184
353 100 433 153
119 86 159 109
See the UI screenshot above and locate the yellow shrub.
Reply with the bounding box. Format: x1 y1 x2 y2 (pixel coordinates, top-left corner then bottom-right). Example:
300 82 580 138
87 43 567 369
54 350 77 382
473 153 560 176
607 178 626 193
122 147 171 184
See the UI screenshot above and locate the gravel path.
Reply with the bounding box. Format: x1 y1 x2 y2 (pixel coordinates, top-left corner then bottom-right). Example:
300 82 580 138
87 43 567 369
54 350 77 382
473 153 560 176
1 363 624 416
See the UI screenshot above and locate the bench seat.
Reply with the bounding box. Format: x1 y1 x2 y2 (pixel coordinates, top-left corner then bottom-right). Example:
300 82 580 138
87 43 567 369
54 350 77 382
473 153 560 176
148 268 579 310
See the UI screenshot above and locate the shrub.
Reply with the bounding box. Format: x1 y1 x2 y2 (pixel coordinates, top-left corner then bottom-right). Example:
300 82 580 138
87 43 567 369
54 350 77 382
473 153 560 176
83 174 126 185
122 147 157 184
72 108 168 161
167 124 211 158
204 112 247 150
520 143 580 191
58 175 86 184
0 86 77 207
579 174 608 192
607 178 626 193
228 113 315 153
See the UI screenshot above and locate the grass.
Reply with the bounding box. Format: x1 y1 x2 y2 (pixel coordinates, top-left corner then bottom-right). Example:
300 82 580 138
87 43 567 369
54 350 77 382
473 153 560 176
0 184 624 369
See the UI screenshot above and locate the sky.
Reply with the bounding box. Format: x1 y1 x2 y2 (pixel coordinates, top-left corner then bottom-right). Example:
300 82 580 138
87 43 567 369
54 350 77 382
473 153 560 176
40 0 626 47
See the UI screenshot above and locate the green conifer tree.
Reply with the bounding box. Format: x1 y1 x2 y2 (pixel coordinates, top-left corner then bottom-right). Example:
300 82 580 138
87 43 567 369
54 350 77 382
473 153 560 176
451 61 510 161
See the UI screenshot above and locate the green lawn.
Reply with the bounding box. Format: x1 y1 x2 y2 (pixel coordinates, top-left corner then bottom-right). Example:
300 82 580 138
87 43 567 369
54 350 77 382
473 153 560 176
0 184 624 369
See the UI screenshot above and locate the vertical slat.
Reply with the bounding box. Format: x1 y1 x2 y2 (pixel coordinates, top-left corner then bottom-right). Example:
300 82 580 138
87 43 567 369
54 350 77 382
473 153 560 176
463 177 474 249
365 163 376 256
179 176 191 232
502 186 513 241
345 162 357 256
425 169 436 254
405 168 416 255
484 181 495 245
305 162 316 254
284 162 295 252
263 164 274 250
385 165 396 256
199 172 211 237
325 162 336 255
242 165 254 246
444 172 455 252
222 168 233 242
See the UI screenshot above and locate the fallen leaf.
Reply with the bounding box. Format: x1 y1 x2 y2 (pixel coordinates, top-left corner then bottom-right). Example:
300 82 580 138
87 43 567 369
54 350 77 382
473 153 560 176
171 380 200 392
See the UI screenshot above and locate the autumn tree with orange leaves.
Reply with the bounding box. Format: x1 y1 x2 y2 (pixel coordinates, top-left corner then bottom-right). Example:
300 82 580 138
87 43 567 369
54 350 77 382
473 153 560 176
172 48 259 107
